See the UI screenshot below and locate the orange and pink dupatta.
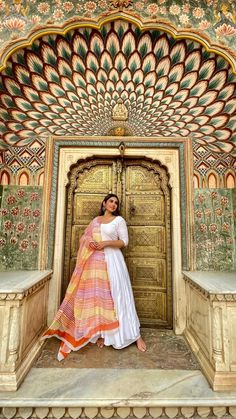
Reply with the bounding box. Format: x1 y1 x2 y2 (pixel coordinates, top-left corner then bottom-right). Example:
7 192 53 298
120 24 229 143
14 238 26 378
42 217 119 352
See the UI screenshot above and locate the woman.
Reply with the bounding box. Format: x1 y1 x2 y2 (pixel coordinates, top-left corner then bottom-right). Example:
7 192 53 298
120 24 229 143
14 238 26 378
42 193 146 360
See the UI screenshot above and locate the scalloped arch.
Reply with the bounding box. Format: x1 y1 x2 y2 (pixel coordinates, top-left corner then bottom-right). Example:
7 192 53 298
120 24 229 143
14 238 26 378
0 14 235 160
0 13 236 73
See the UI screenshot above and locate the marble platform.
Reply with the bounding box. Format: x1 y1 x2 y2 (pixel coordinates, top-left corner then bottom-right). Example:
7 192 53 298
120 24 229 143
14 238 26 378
183 271 236 391
0 270 52 292
1 367 236 418
182 271 236 295
0 270 52 391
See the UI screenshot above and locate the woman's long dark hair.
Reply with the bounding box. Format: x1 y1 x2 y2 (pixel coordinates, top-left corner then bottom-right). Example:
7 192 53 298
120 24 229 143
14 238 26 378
99 193 120 216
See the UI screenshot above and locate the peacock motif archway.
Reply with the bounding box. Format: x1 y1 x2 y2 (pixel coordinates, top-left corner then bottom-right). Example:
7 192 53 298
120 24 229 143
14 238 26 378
0 16 235 184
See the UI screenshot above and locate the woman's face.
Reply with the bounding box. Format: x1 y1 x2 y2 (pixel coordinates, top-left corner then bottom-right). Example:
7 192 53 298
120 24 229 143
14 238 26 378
104 197 119 213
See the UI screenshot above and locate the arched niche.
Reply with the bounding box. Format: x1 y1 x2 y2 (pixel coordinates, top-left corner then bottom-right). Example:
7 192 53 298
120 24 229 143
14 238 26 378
226 171 236 189
37 170 44 186
0 169 10 185
208 172 218 189
193 173 201 189
17 170 29 186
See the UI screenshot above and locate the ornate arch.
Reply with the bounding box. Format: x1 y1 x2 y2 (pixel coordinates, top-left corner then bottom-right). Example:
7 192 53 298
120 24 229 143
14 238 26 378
0 12 235 182
0 12 236 72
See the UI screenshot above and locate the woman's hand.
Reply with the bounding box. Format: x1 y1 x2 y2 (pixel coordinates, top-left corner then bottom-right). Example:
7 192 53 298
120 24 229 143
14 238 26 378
95 242 106 250
89 241 106 250
89 241 98 250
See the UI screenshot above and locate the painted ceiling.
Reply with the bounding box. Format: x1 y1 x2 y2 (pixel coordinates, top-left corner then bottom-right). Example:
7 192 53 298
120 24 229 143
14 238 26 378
0 0 236 56
0 19 235 164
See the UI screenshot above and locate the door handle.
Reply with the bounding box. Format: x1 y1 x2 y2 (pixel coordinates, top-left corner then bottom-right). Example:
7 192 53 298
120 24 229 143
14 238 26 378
129 205 136 215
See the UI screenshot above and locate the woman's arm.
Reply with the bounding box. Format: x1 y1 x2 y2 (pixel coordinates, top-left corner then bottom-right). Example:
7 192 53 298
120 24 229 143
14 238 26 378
94 240 124 250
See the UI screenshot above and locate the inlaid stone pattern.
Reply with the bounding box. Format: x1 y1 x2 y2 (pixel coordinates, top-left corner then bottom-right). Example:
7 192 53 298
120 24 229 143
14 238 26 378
0 405 235 418
0 185 43 270
194 188 236 271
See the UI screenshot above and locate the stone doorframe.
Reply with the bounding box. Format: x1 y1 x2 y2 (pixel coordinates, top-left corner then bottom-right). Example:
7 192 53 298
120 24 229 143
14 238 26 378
39 136 194 335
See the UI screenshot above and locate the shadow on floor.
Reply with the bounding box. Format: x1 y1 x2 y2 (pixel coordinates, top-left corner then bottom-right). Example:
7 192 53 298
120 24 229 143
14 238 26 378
35 329 200 370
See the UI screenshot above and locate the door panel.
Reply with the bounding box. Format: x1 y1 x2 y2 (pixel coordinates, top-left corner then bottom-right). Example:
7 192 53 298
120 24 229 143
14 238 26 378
133 290 167 325
125 195 165 225
127 226 166 256
64 157 172 328
128 258 166 288
123 162 172 328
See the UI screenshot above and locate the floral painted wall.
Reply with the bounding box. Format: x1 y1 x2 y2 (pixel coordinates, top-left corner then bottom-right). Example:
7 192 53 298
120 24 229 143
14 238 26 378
0 186 42 270
0 0 235 54
194 188 236 271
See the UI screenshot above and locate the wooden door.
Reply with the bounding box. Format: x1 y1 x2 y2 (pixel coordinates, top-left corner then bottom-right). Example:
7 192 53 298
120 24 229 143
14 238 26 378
63 157 172 328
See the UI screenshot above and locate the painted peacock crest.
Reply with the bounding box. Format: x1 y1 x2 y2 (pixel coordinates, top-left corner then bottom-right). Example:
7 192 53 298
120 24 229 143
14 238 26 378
0 20 235 158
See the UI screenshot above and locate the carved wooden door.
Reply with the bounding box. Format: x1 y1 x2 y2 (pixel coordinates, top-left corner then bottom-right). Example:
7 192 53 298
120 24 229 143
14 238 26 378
63 158 172 328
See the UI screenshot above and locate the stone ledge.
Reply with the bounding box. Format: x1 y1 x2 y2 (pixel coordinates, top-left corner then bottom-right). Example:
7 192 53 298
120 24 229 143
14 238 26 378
0 270 52 300
183 271 236 302
1 368 236 417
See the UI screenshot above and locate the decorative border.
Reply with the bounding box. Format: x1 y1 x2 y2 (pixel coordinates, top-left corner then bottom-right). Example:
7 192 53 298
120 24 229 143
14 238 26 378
44 137 189 270
0 405 236 419
0 12 235 74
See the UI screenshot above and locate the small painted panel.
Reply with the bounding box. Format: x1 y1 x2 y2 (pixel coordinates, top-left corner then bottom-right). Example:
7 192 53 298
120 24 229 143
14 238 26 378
0 186 42 270
194 188 235 271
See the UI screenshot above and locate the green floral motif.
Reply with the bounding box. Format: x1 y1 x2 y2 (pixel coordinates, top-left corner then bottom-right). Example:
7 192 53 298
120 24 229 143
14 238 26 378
0 185 42 270
194 188 236 271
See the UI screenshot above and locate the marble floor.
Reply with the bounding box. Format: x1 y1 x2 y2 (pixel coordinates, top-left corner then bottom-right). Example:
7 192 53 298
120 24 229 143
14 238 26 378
35 329 199 370
1 330 236 418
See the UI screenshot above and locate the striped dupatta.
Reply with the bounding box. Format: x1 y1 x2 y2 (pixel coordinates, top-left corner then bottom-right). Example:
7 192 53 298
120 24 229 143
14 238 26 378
42 217 119 354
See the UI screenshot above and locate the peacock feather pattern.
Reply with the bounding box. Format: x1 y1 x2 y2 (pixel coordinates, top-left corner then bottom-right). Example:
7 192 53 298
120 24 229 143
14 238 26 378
0 20 235 160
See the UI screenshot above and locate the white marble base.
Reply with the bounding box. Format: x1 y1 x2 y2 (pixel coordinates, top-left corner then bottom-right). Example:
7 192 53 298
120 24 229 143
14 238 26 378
183 271 236 391
0 367 236 418
0 270 52 391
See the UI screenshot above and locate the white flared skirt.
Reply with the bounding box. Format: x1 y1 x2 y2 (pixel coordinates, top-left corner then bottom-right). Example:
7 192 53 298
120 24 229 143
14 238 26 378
99 247 140 349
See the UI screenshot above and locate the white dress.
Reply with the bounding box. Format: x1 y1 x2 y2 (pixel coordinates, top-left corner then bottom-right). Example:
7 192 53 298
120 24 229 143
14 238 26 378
100 216 141 349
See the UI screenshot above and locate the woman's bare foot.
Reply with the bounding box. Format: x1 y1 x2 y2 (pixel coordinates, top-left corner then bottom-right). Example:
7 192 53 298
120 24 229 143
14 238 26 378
136 337 146 352
96 338 104 349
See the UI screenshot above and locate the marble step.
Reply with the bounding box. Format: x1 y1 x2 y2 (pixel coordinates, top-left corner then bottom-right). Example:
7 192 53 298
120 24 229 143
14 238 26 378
1 368 236 418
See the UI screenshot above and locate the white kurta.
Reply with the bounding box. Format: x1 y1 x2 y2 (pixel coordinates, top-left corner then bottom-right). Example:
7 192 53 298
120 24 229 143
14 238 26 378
100 216 140 349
